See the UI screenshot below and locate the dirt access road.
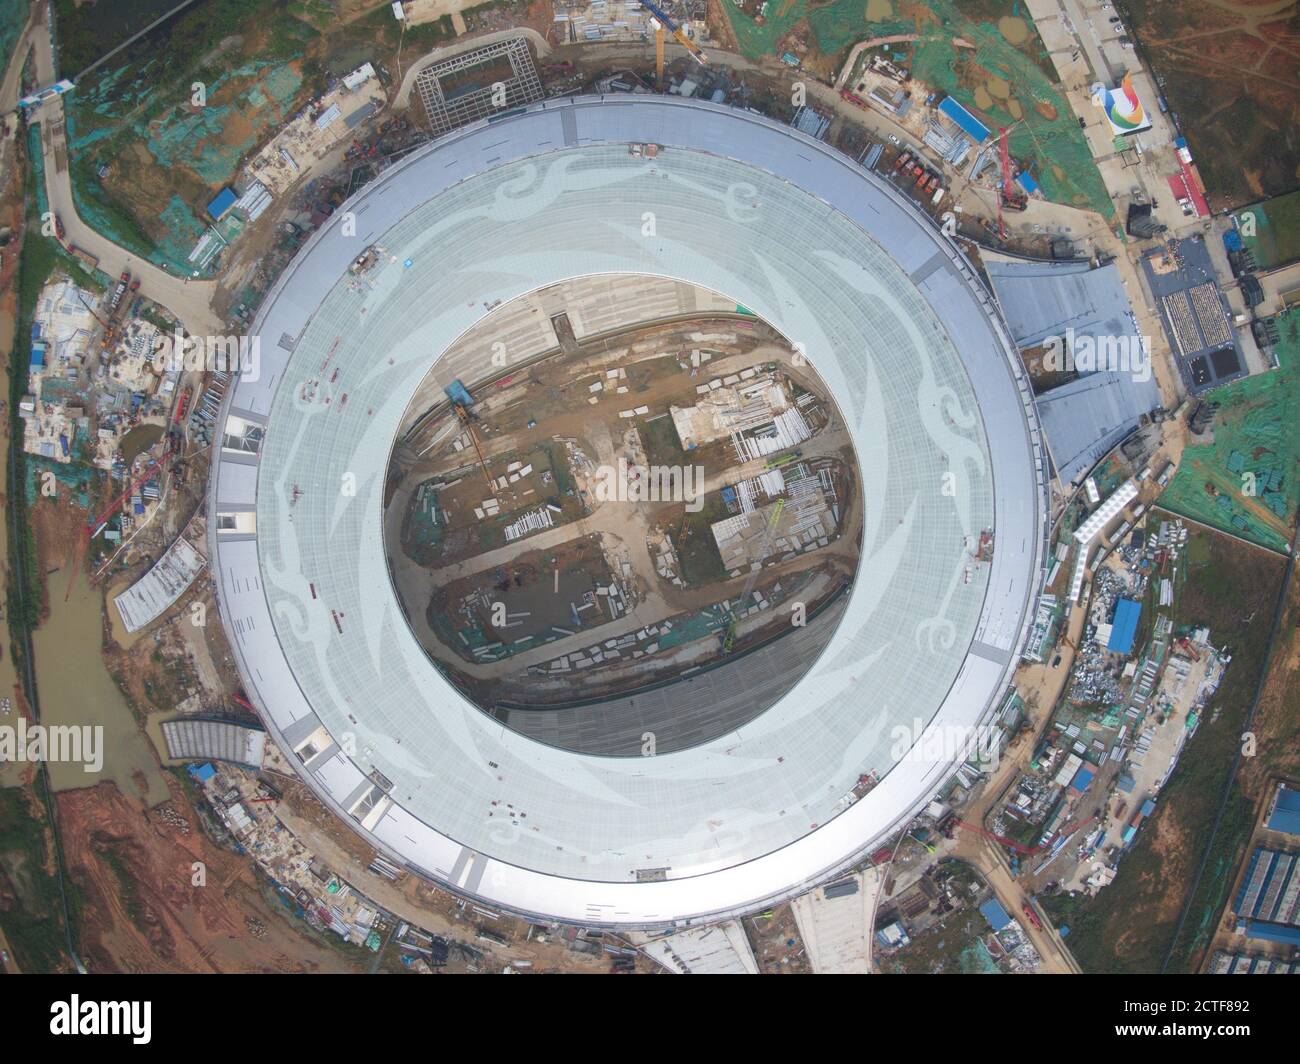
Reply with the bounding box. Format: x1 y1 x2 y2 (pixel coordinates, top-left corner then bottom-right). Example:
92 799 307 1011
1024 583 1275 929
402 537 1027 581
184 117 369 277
940 602 1090 973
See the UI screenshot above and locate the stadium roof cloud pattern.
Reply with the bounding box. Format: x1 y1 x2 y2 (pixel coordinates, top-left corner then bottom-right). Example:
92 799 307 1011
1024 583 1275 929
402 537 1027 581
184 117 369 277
208 97 1047 927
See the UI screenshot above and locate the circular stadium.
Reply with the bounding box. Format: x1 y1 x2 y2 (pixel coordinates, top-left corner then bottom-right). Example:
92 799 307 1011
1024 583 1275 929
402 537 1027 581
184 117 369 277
208 96 1048 928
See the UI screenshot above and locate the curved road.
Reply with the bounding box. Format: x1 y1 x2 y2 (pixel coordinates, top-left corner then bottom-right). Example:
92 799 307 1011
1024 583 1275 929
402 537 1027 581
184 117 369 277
11 3 220 333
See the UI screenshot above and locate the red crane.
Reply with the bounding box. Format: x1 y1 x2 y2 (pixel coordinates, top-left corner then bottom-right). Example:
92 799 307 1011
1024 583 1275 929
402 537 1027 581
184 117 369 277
995 126 1028 238
951 813 1097 856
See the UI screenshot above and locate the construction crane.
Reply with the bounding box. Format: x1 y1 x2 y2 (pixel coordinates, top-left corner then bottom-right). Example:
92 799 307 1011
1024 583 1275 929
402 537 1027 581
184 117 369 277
64 447 170 600
950 813 1097 857
444 379 494 491
641 0 707 78
654 18 665 89
995 125 1027 239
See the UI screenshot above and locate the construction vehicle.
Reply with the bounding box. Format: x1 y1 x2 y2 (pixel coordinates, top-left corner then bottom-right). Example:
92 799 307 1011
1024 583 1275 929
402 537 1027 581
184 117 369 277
641 0 707 75
894 151 911 172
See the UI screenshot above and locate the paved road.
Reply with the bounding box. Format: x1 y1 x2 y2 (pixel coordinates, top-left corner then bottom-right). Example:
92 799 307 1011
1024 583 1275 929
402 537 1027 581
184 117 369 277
0 2 54 112
33 103 221 333
11 6 220 334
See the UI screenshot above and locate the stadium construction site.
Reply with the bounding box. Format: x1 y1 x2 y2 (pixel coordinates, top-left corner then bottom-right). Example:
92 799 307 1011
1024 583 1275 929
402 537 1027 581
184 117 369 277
384 277 861 715
207 97 1046 926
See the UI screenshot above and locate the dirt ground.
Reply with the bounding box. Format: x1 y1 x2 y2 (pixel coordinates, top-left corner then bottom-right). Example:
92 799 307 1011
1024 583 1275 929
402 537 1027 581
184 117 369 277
743 903 813 973
58 777 364 973
1124 0 1300 207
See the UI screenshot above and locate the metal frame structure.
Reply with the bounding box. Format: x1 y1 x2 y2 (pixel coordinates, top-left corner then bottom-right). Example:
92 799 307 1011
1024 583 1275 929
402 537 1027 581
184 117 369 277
412 35 543 137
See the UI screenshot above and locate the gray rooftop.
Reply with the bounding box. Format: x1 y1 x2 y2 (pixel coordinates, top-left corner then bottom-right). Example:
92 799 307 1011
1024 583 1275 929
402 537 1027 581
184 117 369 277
1035 371 1161 486
985 259 1136 349
986 258 1161 486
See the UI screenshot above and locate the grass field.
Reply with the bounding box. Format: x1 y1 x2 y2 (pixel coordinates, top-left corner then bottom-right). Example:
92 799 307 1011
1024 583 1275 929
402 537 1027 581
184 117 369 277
1230 190 1300 272
0 788 72 972
1158 311 1300 553
638 415 689 469
0 1 30 85
1038 526 1286 972
720 0 1113 217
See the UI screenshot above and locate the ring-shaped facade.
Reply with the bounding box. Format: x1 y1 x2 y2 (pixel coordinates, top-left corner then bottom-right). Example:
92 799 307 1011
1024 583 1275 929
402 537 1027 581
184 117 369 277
208 96 1048 927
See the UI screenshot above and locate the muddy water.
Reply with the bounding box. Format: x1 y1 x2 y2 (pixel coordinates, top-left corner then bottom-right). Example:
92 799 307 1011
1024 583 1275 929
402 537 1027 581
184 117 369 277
865 0 894 20
31 568 169 803
998 16 1030 45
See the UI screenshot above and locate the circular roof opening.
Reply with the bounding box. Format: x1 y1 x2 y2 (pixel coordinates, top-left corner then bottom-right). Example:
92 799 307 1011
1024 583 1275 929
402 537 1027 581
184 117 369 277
383 276 864 755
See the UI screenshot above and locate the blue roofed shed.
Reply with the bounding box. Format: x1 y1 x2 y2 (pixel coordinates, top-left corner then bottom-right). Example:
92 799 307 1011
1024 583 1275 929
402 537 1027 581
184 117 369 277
1108 598 1141 655
1070 766 1095 793
207 187 239 220
1267 786 1300 836
1244 920 1300 946
979 897 1013 931
937 96 991 143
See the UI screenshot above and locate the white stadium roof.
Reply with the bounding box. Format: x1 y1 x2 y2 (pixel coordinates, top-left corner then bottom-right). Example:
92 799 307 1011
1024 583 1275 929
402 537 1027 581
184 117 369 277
208 96 1048 928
